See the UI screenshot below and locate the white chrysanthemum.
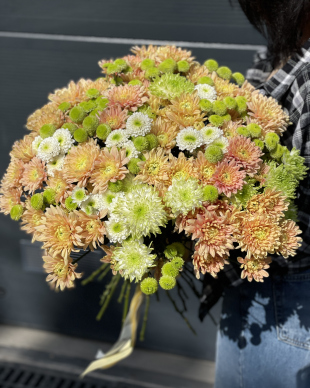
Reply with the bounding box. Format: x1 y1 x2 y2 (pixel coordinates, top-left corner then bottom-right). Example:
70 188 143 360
32 136 43 153
105 218 130 243
80 195 99 215
53 128 74 154
109 184 167 238
210 136 229 153
37 137 60 163
122 140 139 160
105 129 129 148
126 112 152 137
164 177 204 216
46 154 66 177
176 127 204 153
112 240 156 282
99 191 124 213
71 186 89 205
194 84 217 101
200 126 223 145
90 194 108 212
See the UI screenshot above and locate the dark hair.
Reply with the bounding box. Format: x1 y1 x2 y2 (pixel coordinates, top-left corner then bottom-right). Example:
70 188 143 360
237 0 310 68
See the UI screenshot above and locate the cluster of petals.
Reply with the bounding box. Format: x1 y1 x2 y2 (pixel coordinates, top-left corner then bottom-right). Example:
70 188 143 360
211 159 246 197
105 84 148 112
238 256 271 282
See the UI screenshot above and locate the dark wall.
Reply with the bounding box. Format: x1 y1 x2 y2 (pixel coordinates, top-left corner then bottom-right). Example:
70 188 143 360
0 0 265 361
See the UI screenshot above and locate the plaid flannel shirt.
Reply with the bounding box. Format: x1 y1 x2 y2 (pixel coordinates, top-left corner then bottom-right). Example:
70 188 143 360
199 40 310 320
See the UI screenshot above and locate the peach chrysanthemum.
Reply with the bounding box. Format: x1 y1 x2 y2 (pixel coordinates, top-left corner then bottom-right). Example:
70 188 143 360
247 91 290 135
186 64 210 84
100 244 118 275
247 188 288 219
222 120 243 138
47 171 73 204
148 96 170 119
0 187 22 215
130 45 159 61
78 78 109 98
226 135 263 176
166 152 197 186
150 117 179 150
155 45 195 63
105 84 148 112
120 69 149 85
135 148 170 188
43 253 82 291
90 146 129 193
26 102 64 133
211 73 240 99
122 55 143 70
36 206 83 260
238 256 271 282
236 215 281 259
10 134 36 163
193 250 229 278
63 139 100 187
234 80 256 101
20 157 46 193
193 151 217 185
276 219 302 258
99 105 128 130
48 81 84 105
1 158 25 190
185 210 235 258
212 159 246 197
21 200 44 242
77 212 106 250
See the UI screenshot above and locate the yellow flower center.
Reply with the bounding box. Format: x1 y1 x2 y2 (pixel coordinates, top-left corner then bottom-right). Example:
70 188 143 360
30 168 39 181
203 166 215 179
254 227 269 240
55 226 68 241
54 261 68 277
180 101 192 111
147 161 160 175
100 162 117 179
246 260 261 273
86 220 96 232
173 171 187 180
76 156 88 170
107 118 118 127
157 134 168 146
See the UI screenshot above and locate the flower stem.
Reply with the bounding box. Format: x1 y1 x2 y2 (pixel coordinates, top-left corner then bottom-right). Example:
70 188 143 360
139 295 150 342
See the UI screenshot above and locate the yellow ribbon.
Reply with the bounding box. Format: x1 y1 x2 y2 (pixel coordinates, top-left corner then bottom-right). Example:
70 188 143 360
81 286 144 377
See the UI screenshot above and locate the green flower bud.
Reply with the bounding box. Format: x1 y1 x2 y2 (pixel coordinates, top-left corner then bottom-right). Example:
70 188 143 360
199 99 213 113
205 145 224 163
74 128 88 143
89 108 100 117
222 114 231 122
108 180 124 192
10 204 23 221
128 79 143 86
128 158 141 174
202 185 219 202
162 262 179 278
209 115 225 127
247 123 262 138
82 116 99 136
69 106 87 123
30 193 44 210
145 67 160 79
40 124 56 139
223 97 237 110
171 257 185 269
212 101 227 116
96 123 111 140
217 66 232 80
43 188 56 205
65 196 78 211
133 136 149 152
232 72 245 86
159 275 176 290
141 277 158 295
164 245 178 259
254 139 265 149
145 134 159 150
86 88 100 99
170 242 186 257
177 60 190 73
235 96 248 114
236 126 250 137
95 97 109 110
204 59 219 72
270 144 284 159
79 100 97 113
265 132 279 151
140 59 155 70
114 58 128 71
106 63 120 75
197 76 214 86
58 102 71 112
62 123 78 135
158 58 177 74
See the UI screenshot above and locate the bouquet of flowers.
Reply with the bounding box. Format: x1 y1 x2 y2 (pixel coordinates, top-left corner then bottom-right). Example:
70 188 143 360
0 45 307 364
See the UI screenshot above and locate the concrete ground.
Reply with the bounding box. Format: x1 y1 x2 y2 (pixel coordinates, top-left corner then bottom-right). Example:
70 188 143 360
0 324 215 388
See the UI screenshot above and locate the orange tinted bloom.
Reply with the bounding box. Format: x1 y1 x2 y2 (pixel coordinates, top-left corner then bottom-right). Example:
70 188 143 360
238 256 271 282
99 105 128 130
20 157 46 193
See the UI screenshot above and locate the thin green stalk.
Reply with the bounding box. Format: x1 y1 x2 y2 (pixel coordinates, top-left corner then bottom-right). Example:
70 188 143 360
81 263 108 286
97 264 112 281
117 279 129 304
139 295 150 342
122 282 131 324
96 274 121 321
72 249 91 265
166 291 197 335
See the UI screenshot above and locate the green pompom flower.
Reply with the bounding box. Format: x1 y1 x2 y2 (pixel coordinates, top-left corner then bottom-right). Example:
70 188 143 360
235 96 248 114
171 257 185 269
164 245 178 259
40 124 56 139
197 76 214 86
177 60 190 73
270 144 284 159
58 102 71 112
247 123 262 138
96 123 111 140
205 145 224 163
159 275 176 290
10 204 23 221
223 97 237 110
264 132 279 151
43 188 56 205
114 58 128 71
282 147 308 182
217 66 232 80
253 139 265 149
233 179 259 207
149 73 195 100
133 136 149 152
204 59 219 72
79 100 97 113
162 262 179 278
65 196 78 211
82 116 99 136
208 115 225 127
128 158 141 174
170 242 186 257
108 180 124 193
158 58 177 74
140 59 155 70
128 79 143 86
145 133 159 150
30 193 43 210
212 101 227 116
106 63 121 75
236 126 250 137
86 88 100 99
199 99 213 113
145 67 160 79
69 106 87 123
95 96 109 110
141 278 158 295
62 123 78 135
202 185 219 202
74 128 88 143
232 72 245 86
